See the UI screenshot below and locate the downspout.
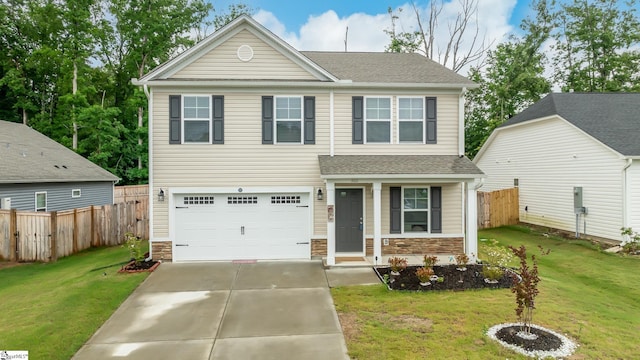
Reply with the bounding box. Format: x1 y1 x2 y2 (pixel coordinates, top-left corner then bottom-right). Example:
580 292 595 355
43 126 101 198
330 89 335 156
143 84 155 243
458 87 467 157
622 158 632 242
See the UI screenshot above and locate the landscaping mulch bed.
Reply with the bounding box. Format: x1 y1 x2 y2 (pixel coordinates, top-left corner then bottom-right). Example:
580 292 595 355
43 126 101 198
119 259 160 273
374 264 514 291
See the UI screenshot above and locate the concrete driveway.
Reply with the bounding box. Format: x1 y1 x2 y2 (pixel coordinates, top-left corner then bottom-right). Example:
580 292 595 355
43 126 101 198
73 261 356 360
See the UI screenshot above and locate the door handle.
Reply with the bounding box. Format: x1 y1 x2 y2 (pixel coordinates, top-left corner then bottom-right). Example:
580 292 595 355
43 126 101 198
241 226 245 235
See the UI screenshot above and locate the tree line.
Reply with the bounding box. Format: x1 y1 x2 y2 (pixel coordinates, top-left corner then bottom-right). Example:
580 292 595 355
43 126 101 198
0 0 249 184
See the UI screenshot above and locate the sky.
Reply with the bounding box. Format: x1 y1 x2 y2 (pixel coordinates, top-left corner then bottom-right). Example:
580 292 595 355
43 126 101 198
207 0 535 66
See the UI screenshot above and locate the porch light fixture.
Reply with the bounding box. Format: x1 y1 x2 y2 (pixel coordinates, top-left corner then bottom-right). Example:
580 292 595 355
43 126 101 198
158 188 165 202
317 188 323 201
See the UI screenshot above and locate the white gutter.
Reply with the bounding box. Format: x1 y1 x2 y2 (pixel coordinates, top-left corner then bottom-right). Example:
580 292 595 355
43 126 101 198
458 87 467 156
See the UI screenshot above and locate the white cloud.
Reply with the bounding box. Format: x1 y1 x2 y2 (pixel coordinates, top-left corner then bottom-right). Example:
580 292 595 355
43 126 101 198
253 0 518 72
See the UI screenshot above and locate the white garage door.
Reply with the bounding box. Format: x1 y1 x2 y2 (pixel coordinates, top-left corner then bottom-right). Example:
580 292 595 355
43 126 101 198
173 193 310 261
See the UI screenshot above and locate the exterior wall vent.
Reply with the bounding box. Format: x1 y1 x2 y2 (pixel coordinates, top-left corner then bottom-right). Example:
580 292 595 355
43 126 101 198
237 45 254 62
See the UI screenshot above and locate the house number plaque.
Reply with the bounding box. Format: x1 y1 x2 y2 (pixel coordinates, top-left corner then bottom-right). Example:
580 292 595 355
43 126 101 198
327 205 334 222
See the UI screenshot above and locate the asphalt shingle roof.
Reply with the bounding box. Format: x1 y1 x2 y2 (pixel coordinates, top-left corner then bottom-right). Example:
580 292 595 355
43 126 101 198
500 93 640 156
302 51 476 85
318 155 484 177
0 120 119 183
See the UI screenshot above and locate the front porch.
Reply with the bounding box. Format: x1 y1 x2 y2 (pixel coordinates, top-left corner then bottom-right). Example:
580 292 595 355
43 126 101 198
321 254 460 268
317 155 485 266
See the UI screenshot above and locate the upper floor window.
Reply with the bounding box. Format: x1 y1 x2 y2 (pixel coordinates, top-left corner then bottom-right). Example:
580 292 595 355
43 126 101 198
365 97 391 143
72 189 81 198
275 96 302 143
183 95 211 143
398 97 425 143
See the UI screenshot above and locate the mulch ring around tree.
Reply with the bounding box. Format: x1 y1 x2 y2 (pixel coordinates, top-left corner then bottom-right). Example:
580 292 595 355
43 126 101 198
118 259 160 273
374 264 513 291
487 323 578 358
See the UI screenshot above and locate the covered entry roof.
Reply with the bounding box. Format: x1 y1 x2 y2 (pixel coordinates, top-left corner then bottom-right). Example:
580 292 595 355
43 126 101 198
318 155 484 179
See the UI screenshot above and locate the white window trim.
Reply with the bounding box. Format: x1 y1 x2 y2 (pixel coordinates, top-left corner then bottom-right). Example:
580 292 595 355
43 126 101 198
397 96 426 144
274 95 304 145
182 94 212 144
364 96 392 144
72 189 81 198
401 186 430 234
35 191 47 212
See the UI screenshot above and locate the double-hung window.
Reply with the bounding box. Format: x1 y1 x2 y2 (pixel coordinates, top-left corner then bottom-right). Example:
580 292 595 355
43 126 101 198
398 97 425 143
403 187 429 232
365 97 391 143
183 95 211 143
275 96 302 143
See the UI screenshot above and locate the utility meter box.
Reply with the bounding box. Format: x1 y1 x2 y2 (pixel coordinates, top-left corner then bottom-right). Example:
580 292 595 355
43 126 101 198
0 197 11 209
573 187 586 214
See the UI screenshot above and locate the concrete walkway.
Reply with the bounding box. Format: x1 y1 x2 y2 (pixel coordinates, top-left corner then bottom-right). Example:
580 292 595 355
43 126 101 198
73 261 379 360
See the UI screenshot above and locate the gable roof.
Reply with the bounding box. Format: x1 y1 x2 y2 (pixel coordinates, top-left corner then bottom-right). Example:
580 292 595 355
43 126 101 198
499 93 640 157
318 155 484 179
302 51 475 86
0 120 119 184
134 15 475 89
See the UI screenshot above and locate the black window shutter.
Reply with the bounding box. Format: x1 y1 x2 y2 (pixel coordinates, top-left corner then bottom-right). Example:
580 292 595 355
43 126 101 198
425 97 437 144
169 95 181 144
212 95 224 144
431 186 442 233
304 96 315 144
352 96 364 144
390 187 401 234
262 96 273 144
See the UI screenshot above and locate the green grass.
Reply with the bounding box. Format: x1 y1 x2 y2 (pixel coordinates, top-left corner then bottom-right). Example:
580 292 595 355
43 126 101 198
0 245 150 360
332 226 640 359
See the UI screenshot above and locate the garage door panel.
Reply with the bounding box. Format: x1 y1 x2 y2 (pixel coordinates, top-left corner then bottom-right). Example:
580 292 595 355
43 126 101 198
173 193 310 261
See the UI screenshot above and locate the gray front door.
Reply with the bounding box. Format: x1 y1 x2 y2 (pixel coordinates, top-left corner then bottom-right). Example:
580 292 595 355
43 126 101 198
336 189 363 252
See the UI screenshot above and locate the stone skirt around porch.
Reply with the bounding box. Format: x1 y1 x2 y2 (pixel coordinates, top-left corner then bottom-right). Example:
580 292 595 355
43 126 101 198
323 254 460 268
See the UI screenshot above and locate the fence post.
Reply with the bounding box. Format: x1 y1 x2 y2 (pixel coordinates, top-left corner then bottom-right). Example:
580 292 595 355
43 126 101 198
10 209 17 262
91 205 96 247
72 208 78 253
50 211 58 262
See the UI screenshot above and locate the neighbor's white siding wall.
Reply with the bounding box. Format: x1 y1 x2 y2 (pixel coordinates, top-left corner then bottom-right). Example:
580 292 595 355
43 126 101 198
171 29 316 80
475 117 627 241
627 160 640 232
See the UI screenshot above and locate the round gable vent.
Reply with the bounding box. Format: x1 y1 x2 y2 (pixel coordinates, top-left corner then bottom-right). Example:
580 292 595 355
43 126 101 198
237 45 254 62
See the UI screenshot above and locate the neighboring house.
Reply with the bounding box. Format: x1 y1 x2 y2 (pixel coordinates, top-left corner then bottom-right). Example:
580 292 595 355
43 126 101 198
0 120 119 212
133 15 484 265
474 93 640 243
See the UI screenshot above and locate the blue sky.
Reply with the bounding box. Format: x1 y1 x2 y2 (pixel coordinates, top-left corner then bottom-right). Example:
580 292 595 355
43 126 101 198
210 0 533 32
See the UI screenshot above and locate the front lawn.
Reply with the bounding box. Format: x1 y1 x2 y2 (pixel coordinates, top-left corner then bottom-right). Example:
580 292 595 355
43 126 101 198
332 226 640 359
0 245 149 360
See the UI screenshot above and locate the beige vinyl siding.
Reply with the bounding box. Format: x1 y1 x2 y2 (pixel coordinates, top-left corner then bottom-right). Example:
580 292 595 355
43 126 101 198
628 161 640 231
152 90 329 237
172 30 317 80
333 93 460 155
476 118 626 241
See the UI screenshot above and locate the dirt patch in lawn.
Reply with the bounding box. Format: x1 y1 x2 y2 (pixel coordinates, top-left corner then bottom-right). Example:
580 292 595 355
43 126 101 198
0 261 28 270
337 312 361 342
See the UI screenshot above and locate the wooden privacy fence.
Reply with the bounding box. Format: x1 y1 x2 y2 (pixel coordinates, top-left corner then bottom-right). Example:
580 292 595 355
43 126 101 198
0 199 148 262
114 184 149 203
478 188 520 229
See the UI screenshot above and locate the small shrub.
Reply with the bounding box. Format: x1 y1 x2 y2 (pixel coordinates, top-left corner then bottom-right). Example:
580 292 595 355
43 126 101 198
455 253 469 266
423 255 438 267
124 232 144 263
388 256 408 273
621 227 640 254
482 266 504 282
415 267 435 283
480 240 513 282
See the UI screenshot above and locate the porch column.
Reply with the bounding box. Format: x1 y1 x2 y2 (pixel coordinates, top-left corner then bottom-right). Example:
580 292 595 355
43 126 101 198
466 180 480 262
326 181 336 266
373 182 382 265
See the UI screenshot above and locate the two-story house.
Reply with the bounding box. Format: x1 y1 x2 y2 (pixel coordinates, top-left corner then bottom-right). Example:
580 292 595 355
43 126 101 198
133 15 484 266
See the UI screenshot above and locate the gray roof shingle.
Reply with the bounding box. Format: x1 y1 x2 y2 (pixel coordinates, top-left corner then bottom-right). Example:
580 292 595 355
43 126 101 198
318 155 484 177
302 51 475 85
500 93 640 156
0 120 119 183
